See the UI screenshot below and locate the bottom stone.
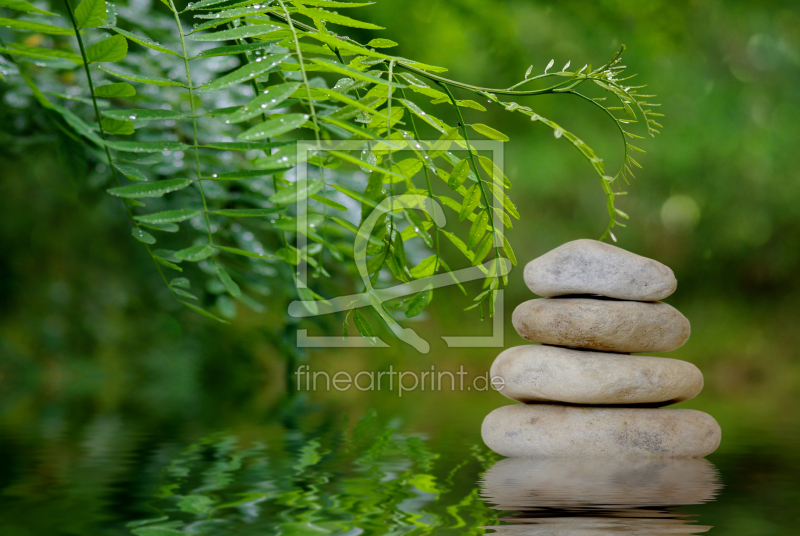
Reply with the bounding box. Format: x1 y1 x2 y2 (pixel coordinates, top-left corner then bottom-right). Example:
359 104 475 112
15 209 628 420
482 404 721 458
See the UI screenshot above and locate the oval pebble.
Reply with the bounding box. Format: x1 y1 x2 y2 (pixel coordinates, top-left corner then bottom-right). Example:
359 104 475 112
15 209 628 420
481 404 721 457
524 239 678 301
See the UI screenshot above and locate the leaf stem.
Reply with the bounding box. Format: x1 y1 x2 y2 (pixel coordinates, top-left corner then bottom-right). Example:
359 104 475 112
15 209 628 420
276 0 329 271
167 0 217 264
62 0 177 299
399 86 441 274
437 82 498 259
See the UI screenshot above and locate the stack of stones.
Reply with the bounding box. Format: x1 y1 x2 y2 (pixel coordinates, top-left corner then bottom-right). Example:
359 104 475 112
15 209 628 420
482 239 722 457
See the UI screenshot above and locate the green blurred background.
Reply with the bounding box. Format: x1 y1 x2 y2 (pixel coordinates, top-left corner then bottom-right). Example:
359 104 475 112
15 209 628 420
1 0 799 533
3 0 798 436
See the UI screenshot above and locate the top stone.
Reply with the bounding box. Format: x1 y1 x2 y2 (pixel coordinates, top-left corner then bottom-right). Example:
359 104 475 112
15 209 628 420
524 239 678 301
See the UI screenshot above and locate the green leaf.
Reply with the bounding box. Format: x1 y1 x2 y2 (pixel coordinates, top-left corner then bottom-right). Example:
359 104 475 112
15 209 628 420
367 247 387 275
131 228 155 244
269 179 324 204
329 183 376 208
473 233 494 264
193 4 278 19
397 59 449 73
295 0 374 6
0 43 82 64
500 232 517 266
319 116 392 143
470 123 509 142
255 145 308 170
94 82 136 97
215 246 279 260
226 82 300 123
317 88 393 121
109 26 181 57
181 301 230 324
170 277 190 289
295 6 383 29
98 66 184 87
74 0 107 29
173 288 198 300
183 0 230 9
102 108 186 122
447 160 470 190
0 16 71 34
409 255 438 279
107 178 192 198
192 41 287 60
405 288 432 318
141 222 179 233
310 194 347 211
217 267 241 298
0 0 57 16
366 38 397 48
468 211 489 250
368 292 396 326
353 310 375 341
174 245 213 262
86 35 128 63
188 23 282 41
397 99 449 134
113 162 147 181
116 152 162 165
428 127 459 158
193 41 284 59
478 155 511 188
104 140 188 153
391 234 407 270
199 141 291 152
326 150 406 181
455 99 487 112
198 54 289 93
238 113 309 142
459 184 482 222
101 117 134 135
403 208 433 247
310 58 405 88
210 208 284 217
135 209 201 224
50 102 104 146
497 189 520 219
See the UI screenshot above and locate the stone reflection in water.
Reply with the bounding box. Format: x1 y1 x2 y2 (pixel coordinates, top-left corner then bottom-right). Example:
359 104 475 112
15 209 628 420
479 457 721 535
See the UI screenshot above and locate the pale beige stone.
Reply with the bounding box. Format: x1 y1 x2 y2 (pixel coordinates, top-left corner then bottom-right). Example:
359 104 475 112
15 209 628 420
481 517 712 535
512 298 691 353
524 239 678 301
481 457 720 509
481 405 721 457
491 345 703 406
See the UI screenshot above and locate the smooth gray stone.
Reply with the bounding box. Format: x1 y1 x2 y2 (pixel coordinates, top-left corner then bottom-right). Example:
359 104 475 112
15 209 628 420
481 405 721 458
524 239 678 301
492 345 703 406
512 298 691 353
481 457 720 509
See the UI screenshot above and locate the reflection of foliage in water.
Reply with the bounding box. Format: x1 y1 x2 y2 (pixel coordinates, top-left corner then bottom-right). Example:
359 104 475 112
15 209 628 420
127 411 499 536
